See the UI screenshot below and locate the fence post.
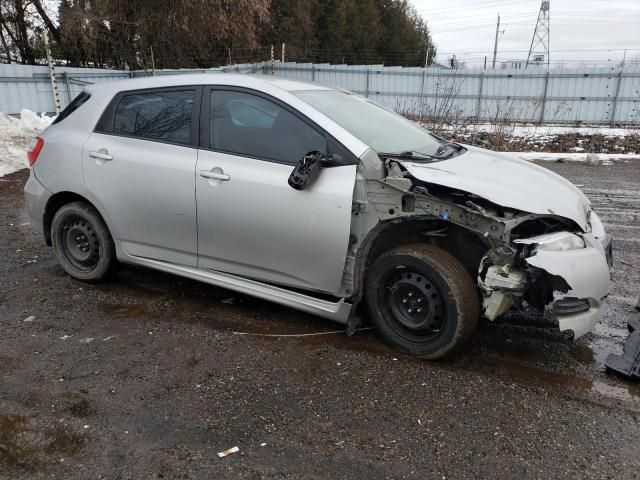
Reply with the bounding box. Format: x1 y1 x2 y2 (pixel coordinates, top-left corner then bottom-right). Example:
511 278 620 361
476 72 484 122
539 71 550 124
63 71 72 104
610 68 623 127
365 67 370 98
418 66 426 120
43 30 61 114
311 63 315 82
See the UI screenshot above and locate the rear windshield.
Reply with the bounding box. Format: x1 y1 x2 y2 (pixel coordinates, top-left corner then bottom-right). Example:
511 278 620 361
52 91 91 125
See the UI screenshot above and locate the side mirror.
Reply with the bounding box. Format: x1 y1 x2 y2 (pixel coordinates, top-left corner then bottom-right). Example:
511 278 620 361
288 151 329 190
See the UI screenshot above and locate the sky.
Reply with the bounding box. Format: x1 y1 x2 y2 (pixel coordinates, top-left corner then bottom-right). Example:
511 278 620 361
412 0 640 68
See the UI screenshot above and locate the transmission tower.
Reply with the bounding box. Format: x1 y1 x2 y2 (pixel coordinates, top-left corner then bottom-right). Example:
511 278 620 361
526 0 550 69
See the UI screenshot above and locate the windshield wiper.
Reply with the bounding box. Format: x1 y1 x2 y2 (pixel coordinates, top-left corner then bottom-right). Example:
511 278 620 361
434 141 464 159
378 151 437 162
379 142 465 162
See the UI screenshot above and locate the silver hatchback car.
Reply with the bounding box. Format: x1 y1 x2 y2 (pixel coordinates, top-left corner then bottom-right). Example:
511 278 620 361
24 74 612 358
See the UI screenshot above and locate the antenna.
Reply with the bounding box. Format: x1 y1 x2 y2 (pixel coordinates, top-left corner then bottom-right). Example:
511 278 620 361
526 0 550 69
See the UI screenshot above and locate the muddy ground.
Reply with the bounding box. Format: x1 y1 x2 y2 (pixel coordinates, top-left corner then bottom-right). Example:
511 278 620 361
1 162 639 479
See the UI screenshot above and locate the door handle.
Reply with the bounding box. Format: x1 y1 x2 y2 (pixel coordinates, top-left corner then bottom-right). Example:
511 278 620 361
89 151 113 161
199 170 230 181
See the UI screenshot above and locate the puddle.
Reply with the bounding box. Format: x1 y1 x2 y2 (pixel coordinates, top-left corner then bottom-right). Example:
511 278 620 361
0 414 84 473
591 381 638 403
573 337 623 368
570 345 594 365
99 304 146 319
458 356 640 406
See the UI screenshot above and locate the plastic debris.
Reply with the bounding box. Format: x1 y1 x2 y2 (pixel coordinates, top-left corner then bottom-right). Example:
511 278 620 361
217 446 240 458
605 299 640 381
79 337 95 344
60 335 73 340
221 297 236 304
23 315 35 322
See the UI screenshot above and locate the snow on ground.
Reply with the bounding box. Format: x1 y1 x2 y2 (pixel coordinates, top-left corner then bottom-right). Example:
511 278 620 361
0 109 54 177
443 123 637 138
500 151 640 166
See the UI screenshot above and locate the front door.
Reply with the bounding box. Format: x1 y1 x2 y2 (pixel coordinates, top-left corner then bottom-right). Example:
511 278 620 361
83 87 200 266
196 88 357 294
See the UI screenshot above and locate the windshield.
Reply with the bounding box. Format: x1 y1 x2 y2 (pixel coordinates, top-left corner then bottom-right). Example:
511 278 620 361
293 90 443 156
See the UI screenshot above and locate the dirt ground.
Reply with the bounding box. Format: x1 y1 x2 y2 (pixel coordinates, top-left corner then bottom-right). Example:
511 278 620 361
1 161 639 479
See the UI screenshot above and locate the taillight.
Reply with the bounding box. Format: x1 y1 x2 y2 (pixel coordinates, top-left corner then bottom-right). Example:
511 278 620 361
27 136 44 166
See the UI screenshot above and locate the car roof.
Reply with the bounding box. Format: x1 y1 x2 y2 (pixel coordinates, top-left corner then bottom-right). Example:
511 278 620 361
84 74 333 95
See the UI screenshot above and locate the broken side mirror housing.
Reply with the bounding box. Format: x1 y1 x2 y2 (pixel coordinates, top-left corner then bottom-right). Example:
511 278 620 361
288 151 330 190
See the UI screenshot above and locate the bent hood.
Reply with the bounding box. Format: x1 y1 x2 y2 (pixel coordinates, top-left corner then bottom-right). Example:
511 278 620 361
400 145 591 231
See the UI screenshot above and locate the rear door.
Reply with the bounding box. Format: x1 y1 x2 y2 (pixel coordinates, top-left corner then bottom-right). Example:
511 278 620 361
196 87 357 294
83 87 201 266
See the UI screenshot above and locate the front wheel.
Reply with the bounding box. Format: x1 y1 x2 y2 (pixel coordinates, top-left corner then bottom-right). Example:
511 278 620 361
51 201 116 282
365 244 480 359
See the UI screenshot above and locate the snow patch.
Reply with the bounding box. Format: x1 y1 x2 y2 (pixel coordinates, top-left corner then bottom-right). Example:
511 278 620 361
440 123 637 138
499 151 640 164
0 109 55 177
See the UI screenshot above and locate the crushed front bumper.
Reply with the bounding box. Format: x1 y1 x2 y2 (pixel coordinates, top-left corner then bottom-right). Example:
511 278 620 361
523 233 611 340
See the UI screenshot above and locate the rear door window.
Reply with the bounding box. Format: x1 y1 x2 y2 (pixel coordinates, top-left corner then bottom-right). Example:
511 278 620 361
112 90 195 145
209 90 326 165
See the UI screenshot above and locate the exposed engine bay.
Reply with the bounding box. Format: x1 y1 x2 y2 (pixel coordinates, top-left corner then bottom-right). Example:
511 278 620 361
348 150 612 339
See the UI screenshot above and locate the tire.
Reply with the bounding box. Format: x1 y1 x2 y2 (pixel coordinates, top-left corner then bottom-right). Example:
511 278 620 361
51 201 116 282
365 243 479 359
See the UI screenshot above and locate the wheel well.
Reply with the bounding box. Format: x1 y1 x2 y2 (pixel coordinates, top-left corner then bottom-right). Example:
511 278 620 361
43 192 97 246
351 218 490 309
367 219 490 276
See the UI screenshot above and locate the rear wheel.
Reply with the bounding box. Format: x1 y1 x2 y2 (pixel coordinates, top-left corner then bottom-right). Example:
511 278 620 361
51 202 116 282
365 244 479 359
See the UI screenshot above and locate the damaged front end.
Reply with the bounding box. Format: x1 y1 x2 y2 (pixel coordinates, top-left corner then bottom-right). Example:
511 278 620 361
362 154 612 340
480 230 610 338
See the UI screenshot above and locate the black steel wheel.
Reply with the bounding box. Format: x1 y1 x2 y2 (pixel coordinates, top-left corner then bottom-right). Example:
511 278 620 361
385 269 445 337
365 244 479 359
51 202 116 282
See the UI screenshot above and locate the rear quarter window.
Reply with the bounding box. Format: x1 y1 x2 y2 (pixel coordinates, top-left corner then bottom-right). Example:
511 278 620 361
52 91 91 125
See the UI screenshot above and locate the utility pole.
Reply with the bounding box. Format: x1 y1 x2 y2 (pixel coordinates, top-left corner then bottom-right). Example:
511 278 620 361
281 43 285 63
227 48 232 66
43 30 61 114
150 45 155 76
270 44 275 75
492 14 500 69
526 0 551 69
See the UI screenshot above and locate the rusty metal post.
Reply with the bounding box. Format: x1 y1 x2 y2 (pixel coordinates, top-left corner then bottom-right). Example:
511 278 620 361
43 30 61 114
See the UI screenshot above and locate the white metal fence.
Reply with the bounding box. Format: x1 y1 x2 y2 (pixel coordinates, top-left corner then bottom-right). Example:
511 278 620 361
1 62 639 125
